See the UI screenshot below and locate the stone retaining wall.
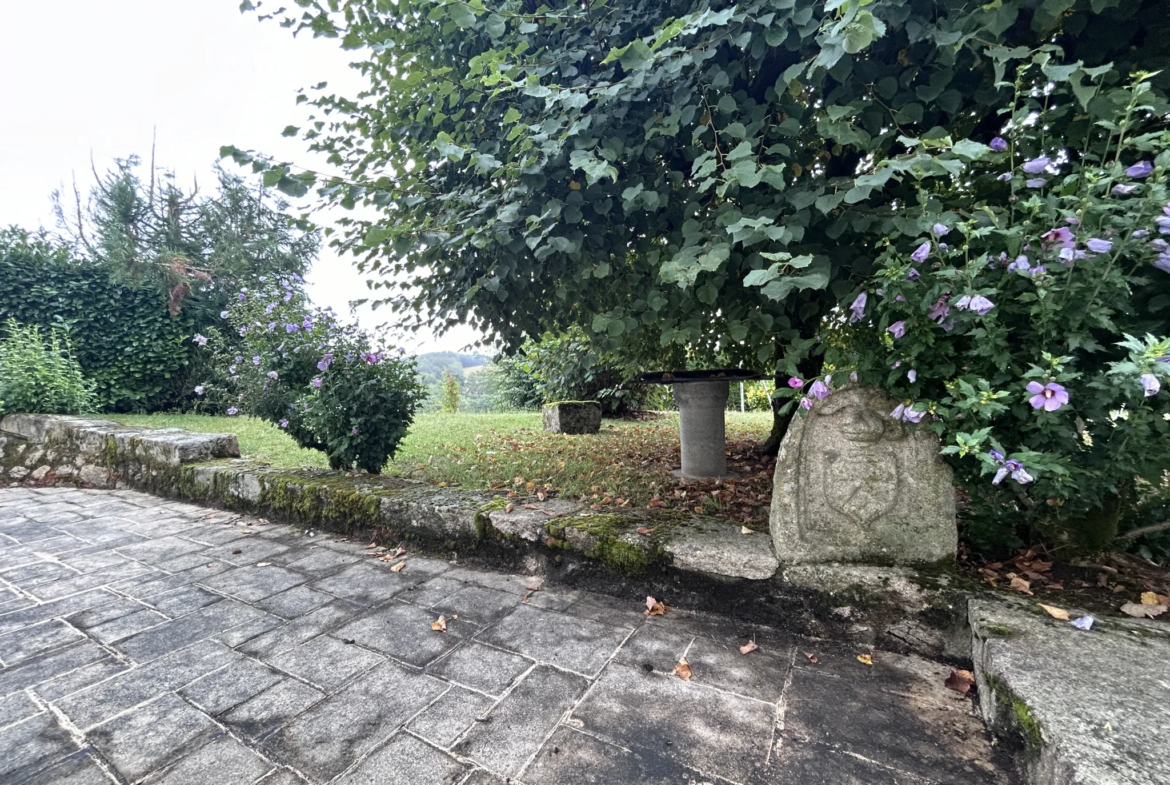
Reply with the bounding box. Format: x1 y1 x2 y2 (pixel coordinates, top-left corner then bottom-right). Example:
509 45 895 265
0 414 974 661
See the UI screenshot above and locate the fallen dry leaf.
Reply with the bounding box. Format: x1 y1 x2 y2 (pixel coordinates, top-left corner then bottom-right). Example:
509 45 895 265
636 527 653 535
1120 602 1168 619
1141 592 1170 606
504 503 515 513
1009 576 1033 596
856 653 873 666
803 651 819 664
365 542 378 550
1039 604 1070 621
526 585 541 592
648 498 668 508
945 669 976 694
537 490 547 501
673 657 692 680
644 596 668 617
741 526 753 535
256 562 271 567
431 615 448 632
390 547 406 559
739 641 759 655
390 561 406 573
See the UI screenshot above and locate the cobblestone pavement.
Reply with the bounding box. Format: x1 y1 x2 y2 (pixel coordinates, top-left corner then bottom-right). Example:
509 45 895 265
0 487 1016 785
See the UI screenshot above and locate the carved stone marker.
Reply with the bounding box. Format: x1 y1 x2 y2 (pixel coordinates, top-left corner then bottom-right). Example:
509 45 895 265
542 401 602 434
770 387 956 565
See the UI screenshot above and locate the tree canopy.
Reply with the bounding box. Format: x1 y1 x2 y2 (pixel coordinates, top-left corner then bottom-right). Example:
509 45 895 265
229 0 1169 376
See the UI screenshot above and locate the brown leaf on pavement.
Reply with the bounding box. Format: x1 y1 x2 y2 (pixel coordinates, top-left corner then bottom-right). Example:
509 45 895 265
945 669 976 694
1120 602 1168 618
365 542 378 549
856 653 873 666
648 498 668 508
739 641 759 655
741 526 753 535
1039 604 1070 620
803 651 819 664
672 657 692 681
504 503 515 513
431 615 448 632
390 561 406 573
644 596 668 616
636 527 653 535
1009 576 1033 595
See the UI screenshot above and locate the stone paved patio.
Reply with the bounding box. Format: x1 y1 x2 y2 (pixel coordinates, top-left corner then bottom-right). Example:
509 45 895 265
0 487 1016 784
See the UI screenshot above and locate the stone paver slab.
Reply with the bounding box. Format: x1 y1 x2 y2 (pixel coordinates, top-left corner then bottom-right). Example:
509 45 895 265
262 661 447 781
88 692 217 782
427 641 533 697
454 664 588 778
478 604 631 677
335 732 468 785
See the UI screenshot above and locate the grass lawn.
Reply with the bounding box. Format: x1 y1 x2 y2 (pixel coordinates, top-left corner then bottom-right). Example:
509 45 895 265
105 411 778 527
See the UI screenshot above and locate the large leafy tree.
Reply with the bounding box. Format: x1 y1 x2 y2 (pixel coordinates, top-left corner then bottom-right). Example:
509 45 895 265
230 0 1169 444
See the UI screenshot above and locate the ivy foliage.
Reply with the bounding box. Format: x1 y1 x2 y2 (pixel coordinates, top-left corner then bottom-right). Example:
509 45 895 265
231 0 1169 374
0 229 192 411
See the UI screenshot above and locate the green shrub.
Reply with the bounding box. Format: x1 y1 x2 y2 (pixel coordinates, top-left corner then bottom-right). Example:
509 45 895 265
0 228 190 411
0 320 95 415
510 327 655 416
197 277 426 473
440 370 461 413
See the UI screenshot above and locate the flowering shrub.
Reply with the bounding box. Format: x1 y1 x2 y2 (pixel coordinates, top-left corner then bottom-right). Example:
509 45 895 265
777 58 1170 551
197 276 425 473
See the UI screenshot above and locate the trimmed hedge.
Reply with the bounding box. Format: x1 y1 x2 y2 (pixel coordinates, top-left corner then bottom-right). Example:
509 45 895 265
0 229 191 411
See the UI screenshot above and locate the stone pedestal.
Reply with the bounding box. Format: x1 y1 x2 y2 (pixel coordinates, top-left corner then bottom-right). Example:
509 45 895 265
769 387 956 565
673 381 731 479
542 401 602 434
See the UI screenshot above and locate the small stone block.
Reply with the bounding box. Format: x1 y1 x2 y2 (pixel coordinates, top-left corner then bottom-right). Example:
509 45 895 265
541 402 602 435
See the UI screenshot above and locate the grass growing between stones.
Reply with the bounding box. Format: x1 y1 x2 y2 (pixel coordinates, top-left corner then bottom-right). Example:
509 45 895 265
105 411 778 527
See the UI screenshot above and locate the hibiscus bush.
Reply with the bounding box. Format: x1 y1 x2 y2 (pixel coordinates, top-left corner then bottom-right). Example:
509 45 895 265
194 276 425 473
777 55 1170 552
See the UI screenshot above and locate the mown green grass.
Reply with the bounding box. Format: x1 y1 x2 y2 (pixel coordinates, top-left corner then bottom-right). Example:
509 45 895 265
105 411 776 520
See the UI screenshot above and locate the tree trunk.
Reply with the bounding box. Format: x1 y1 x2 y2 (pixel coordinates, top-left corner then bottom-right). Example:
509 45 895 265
758 355 824 456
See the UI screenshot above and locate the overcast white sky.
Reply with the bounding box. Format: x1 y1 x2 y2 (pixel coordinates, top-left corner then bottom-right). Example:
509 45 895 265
0 0 485 355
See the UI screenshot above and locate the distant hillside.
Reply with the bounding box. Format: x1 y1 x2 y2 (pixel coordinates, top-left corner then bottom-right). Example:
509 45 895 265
415 352 491 382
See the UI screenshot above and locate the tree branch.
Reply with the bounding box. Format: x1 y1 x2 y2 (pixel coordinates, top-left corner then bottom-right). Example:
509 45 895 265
1117 520 1170 540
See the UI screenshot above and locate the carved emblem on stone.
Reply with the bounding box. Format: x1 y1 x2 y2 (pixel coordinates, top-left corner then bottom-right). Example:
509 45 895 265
770 387 956 565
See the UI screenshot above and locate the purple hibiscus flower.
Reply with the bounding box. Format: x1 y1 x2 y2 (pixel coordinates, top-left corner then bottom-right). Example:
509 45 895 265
911 242 931 263
1007 256 1030 273
888 321 907 339
194 385 205 396
996 172 1012 182
890 403 925 423
193 334 208 346
1025 178 1047 189
1112 184 1139 196
988 449 1005 462
955 295 995 314
1058 247 1087 265
1141 373 1161 397
788 377 804 389
989 137 1007 152
226 407 239 416
265 303 276 315
286 324 299 333
237 293 246 301
809 380 831 400
252 356 261 365
311 378 323 388
266 371 278 380
928 297 950 324
1042 227 1075 248
906 268 920 281
351 427 358 435
799 398 812 410
1027 381 1069 412
932 223 950 237
1022 156 1050 174
238 326 248 337
1086 238 1113 254
220 310 230 319
849 293 867 323
1126 161 1153 179
279 419 289 428
908 369 917 383
1153 255 1170 274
